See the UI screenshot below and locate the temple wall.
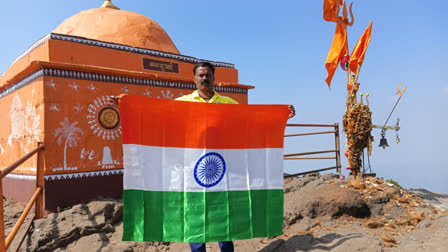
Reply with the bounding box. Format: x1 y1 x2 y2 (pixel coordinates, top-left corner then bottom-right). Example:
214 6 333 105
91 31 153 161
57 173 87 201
48 38 239 84
42 74 247 176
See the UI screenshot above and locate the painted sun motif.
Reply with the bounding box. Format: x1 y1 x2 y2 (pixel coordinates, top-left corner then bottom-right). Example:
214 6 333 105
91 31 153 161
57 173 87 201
194 152 226 188
86 95 122 140
98 107 120 129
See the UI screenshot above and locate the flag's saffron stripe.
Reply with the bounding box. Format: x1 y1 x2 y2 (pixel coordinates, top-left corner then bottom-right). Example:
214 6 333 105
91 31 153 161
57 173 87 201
119 95 289 149
123 145 284 192
122 189 283 243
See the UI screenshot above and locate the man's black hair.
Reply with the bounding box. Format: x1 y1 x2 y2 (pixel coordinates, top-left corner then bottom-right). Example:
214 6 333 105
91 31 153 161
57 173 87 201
193 62 215 75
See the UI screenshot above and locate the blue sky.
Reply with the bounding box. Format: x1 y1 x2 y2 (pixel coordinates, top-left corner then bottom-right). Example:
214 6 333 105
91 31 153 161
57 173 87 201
1 1 447 192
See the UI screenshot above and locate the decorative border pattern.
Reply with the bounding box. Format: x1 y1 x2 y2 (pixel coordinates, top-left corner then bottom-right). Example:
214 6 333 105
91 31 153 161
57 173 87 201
44 67 197 88
45 169 124 181
11 33 235 69
50 33 235 68
13 34 52 64
5 169 124 181
0 69 44 99
0 68 248 99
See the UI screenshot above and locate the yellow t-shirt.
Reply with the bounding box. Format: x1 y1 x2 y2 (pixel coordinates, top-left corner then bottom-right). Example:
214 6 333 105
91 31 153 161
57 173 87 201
175 90 238 104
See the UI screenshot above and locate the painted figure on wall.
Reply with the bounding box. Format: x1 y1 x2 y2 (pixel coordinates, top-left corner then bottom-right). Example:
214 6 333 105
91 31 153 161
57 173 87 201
8 94 25 147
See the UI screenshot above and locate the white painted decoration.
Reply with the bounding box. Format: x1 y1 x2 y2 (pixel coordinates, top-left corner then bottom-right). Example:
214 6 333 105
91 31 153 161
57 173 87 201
45 79 56 89
144 88 152 97
68 82 79 91
49 104 61 111
8 94 25 146
54 117 83 171
101 146 114 169
87 83 97 92
158 90 174 99
73 104 84 113
86 95 121 140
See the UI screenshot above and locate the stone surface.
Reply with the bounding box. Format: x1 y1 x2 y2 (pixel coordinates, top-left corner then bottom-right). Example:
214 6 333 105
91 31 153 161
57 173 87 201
410 188 448 211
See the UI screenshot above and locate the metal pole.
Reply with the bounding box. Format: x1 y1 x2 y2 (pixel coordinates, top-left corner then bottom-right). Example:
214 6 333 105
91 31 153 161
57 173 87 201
1 145 43 179
284 166 341 178
14 219 34 252
381 86 406 130
0 179 6 251
362 150 366 173
372 125 400 130
35 142 45 219
286 123 335 127
284 149 338 157
284 130 336 137
284 156 336 160
5 188 42 250
334 123 341 174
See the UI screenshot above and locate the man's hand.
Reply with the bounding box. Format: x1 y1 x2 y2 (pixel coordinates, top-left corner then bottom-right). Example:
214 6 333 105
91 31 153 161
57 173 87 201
108 96 120 107
288 105 295 119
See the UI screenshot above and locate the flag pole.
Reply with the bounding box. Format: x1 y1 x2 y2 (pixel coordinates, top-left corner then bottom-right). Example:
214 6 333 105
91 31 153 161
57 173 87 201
346 64 362 109
344 61 351 109
346 63 351 85
345 27 351 86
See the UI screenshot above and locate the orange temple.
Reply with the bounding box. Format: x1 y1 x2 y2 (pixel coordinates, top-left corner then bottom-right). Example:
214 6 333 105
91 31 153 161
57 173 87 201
0 2 254 211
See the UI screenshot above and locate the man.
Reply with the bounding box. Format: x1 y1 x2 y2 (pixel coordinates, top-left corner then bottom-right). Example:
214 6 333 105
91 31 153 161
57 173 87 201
179 62 236 252
112 61 295 252
178 62 295 252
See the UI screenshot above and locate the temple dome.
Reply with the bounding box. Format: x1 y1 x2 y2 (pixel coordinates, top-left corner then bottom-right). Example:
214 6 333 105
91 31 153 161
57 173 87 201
53 6 180 54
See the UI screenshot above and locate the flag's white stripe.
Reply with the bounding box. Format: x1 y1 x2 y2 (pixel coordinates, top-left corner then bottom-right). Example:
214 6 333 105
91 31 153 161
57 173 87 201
123 144 284 192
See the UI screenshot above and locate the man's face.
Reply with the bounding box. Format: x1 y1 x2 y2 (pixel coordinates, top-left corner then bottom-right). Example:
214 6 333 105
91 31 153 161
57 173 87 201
194 66 214 93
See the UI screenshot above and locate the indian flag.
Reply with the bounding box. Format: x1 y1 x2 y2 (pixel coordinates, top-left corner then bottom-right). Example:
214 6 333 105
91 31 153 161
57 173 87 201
120 95 289 243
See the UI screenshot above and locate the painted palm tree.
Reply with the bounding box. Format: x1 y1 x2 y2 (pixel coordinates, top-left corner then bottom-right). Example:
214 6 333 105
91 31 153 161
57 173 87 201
54 117 84 170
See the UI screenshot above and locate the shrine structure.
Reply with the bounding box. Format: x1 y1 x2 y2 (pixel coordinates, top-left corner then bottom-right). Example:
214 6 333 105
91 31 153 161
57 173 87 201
0 0 254 211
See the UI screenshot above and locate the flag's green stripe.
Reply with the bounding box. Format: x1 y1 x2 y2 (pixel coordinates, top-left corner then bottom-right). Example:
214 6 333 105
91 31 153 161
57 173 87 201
123 189 283 243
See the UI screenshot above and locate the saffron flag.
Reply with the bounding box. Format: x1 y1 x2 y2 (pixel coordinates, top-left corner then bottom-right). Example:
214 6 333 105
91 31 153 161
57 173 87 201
349 21 373 74
323 0 341 22
325 23 348 88
120 95 289 243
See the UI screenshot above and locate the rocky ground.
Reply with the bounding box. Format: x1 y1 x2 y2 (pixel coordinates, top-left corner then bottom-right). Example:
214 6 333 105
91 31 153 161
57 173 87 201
4 173 448 252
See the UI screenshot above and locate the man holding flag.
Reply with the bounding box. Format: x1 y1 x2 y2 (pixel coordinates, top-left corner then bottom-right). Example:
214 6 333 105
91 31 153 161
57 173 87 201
116 62 295 252
175 62 295 251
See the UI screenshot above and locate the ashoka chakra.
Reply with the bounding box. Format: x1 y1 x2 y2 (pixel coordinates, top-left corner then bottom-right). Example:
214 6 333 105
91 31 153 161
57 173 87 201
194 152 226 188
